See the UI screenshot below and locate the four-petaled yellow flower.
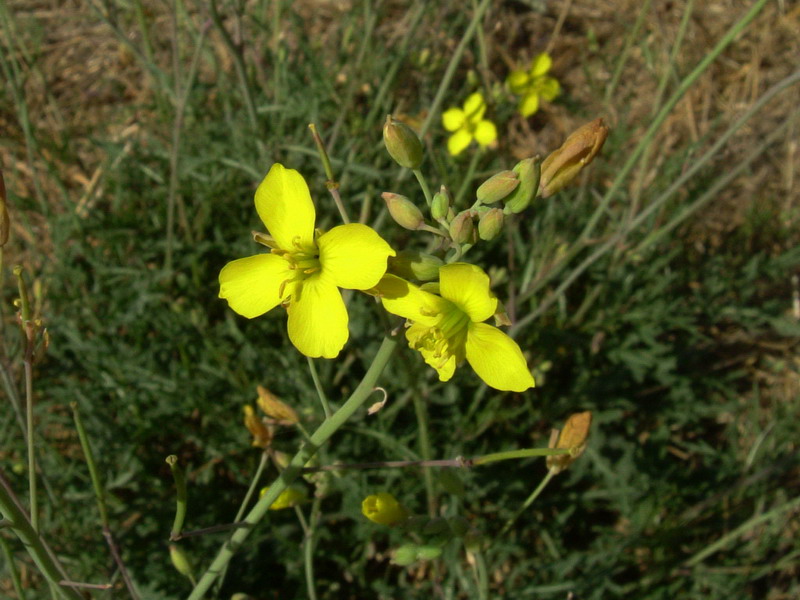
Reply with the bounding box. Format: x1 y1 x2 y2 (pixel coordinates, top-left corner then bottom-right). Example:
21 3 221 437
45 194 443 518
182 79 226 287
219 163 396 358
442 92 498 156
507 53 560 118
375 263 535 392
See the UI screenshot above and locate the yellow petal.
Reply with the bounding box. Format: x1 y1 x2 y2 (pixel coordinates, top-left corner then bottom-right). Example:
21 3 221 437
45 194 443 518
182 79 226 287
376 274 448 325
447 129 473 156
465 322 535 392
473 120 497 147
442 108 466 132
507 70 530 95
438 263 497 323
519 93 540 117
318 223 395 290
537 76 561 101
254 163 316 252
530 53 552 77
286 275 348 358
463 92 486 123
219 254 291 318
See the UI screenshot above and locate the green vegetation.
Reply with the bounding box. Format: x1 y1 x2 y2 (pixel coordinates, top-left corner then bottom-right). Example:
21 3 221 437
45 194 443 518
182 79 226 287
1 1 798 598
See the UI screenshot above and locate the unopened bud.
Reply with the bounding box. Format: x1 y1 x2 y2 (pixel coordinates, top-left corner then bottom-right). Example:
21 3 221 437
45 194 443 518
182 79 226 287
260 485 308 510
362 492 409 526
449 211 474 244
431 186 451 221
388 250 443 281
243 404 272 449
539 118 608 198
477 208 504 241
503 157 541 214
383 116 423 169
476 170 518 204
169 544 194 581
547 411 593 474
383 192 425 230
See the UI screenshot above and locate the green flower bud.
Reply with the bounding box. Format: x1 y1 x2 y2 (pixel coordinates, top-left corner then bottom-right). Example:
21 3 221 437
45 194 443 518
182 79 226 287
382 192 425 230
415 545 443 561
503 157 541 214
449 211 474 244
362 492 409 526
539 118 609 198
431 185 451 221
169 544 194 581
383 116 424 169
476 170 518 204
392 544 419 566
477 208 504 241
260 485 307 510
388 250 443 281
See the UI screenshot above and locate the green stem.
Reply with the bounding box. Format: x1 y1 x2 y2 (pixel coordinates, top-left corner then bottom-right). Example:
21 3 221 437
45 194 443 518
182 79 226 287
0 471 83 600
473 448 568 466
412 169 434 208
412 392 436 517
70 403 108 527
307 357 332 419
500 469 556 537
187 336 398 599
0 535 27 600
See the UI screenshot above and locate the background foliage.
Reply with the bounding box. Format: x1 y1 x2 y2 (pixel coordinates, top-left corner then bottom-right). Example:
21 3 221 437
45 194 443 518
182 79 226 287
1 0 798 598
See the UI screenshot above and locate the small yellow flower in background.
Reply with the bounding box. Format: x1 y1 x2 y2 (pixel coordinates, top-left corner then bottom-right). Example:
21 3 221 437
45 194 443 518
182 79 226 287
375 263 535 392
507 53 560 118
442 92 497 156
243 404 272 449
218 164 396 358
361 492 409 526
260 485 307 510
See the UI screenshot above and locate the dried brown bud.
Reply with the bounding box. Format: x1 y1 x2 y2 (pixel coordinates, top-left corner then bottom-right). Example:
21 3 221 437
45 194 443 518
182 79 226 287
539 119 609 198
257 385 299 424
547 411 592 474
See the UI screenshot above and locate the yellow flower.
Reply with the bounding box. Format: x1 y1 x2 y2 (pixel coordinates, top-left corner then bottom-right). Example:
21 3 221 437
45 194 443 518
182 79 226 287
375 263 535 392
260 485 307 510
219 164 396 358
361 492 409 526
441 92 497 156
507 53 560 117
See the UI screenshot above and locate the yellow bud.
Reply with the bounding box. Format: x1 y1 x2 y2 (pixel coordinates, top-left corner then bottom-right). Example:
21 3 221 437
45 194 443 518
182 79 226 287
503 157 541 214
256 385 298 424
382 193 425 231
477 208 504 241
547 411 593 474
361 492 409 526
260 485 308 510
243 405 272 449
448 211 475 245
388 250 443 282
539 118 608 198
383 116 423 169
476 170 519 204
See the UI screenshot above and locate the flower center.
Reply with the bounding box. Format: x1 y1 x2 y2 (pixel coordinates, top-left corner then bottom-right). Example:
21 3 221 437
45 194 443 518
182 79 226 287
409 307 470 369
273 236 321 299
